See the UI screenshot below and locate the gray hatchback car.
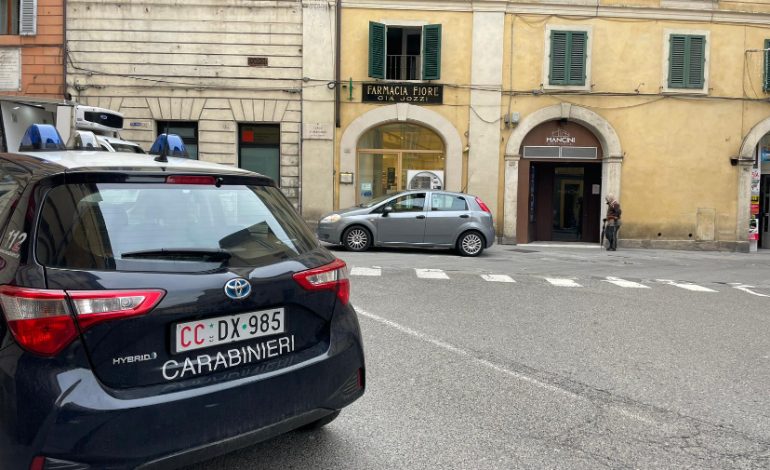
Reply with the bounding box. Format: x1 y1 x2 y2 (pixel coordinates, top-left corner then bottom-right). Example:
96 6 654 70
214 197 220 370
317 190 495 256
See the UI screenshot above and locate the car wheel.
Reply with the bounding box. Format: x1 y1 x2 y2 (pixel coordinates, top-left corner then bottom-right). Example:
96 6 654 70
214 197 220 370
298 410 341 431
457 231 485 257
343 226 371 252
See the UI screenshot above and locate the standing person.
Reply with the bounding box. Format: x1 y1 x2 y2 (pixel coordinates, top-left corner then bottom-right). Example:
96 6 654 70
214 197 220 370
604 194 622 251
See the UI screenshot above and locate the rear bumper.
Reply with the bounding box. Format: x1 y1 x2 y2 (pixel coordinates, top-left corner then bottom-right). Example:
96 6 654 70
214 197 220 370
1 319 364 469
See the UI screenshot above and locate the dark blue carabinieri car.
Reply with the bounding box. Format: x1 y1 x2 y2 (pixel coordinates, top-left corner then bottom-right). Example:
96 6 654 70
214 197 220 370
0 126 365 469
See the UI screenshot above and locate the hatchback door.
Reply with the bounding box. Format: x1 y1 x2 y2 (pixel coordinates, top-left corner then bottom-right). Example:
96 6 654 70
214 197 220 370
375 192 427 244
35 174 346 389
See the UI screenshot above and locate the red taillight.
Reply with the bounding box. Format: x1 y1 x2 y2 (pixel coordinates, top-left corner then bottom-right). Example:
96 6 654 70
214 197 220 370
475 196 491 214
29 456 45 470
0 286 165 357
166 175 216 185
292 259 350 305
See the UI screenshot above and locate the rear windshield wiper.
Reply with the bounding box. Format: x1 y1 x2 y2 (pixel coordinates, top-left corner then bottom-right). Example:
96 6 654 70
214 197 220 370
120 248 232 261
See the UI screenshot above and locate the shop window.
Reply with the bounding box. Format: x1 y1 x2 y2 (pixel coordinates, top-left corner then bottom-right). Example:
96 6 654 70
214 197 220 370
548 30 587 86
762 39 770 93
239 124 280 184
357 123 444 204
1 0 36 35
368 22 441 81
157 121 198 159
667 34 706 90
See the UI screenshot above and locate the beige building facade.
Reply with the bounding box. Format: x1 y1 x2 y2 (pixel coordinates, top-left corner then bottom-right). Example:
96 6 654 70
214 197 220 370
326 0 770 252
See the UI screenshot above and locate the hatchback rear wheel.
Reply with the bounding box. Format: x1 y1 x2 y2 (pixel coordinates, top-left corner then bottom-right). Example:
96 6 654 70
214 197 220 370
343 226 371 252
457 230 484 257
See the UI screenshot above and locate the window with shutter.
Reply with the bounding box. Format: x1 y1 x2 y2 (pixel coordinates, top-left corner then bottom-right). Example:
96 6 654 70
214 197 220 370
762 39 770 93
369 22 442 81
668 34 705 89
549 31 586 86
19 0 36 36
368 22 386 80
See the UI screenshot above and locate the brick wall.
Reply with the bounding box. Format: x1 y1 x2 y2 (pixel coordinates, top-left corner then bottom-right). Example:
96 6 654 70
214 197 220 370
0 0 64 98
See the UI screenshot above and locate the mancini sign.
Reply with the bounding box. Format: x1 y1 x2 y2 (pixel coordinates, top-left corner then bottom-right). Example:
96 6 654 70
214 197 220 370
363 83 443 104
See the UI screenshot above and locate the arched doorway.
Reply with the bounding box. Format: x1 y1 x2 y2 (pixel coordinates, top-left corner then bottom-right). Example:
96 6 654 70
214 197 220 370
502 104 623 244
356 123 445 204
339 104 463 209
520 121 603 242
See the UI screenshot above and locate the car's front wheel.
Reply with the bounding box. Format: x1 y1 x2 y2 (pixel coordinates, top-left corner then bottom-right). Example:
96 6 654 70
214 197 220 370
457 230 485 257
343 226 372 252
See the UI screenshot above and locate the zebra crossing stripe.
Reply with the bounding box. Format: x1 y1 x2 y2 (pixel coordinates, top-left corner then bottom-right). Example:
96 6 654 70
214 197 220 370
656 279 717 292
415 269 450 279
604 277 649 289
481 274 515 283
545 278 581 287
350 267 381 277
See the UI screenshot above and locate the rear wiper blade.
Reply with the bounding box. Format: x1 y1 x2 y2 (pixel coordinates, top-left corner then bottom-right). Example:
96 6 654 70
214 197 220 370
121 248 232 261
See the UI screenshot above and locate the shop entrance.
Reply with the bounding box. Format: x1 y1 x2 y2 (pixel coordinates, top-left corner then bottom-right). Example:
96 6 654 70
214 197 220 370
528 162 602 242
356 123 445 204
516 120 604 243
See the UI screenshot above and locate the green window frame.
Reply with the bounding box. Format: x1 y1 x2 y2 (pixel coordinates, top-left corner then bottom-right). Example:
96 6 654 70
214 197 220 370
368 22 441 80
549 30 587 86
668 34 705 89
762 39 770 93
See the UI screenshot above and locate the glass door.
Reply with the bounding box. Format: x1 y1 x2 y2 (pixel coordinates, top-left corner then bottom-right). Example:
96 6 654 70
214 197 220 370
357 152 400 204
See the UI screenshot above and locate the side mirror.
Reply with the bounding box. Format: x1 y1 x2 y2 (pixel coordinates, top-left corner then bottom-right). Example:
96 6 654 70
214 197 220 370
382 206 393 217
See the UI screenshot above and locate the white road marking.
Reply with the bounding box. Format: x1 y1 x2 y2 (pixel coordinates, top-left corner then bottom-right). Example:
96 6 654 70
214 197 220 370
656 279 717 292
415 268 449 279
350 267 381 277
355 307 581 400
730 283 770 298
604 276 650 289
481 274 516 283
545 278 582 287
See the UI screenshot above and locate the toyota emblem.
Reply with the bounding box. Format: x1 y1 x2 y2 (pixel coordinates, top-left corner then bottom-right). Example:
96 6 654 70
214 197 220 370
224 278 251 300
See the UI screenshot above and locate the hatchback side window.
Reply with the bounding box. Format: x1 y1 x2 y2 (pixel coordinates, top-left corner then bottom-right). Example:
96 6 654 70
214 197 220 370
0 163 24 224
431 193 467 211
389 193 426 212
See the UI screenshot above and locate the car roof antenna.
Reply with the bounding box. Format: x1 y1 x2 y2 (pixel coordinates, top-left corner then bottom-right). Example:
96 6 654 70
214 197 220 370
154 122 170 163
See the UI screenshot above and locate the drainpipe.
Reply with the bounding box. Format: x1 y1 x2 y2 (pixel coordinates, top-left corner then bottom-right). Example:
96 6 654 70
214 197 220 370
335 0 341 128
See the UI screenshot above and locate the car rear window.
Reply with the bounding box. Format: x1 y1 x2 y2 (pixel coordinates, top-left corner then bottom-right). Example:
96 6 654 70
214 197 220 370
36 183 318 271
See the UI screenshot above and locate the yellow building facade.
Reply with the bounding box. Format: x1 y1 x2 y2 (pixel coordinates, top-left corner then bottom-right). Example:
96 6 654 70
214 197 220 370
321 0 770 252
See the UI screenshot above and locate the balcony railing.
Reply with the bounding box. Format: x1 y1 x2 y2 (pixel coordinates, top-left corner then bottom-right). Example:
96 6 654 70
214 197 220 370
386 55 420 81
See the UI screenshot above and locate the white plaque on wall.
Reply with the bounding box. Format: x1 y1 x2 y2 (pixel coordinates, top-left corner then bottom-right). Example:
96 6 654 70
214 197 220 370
303 123 333 140
0 48 21 91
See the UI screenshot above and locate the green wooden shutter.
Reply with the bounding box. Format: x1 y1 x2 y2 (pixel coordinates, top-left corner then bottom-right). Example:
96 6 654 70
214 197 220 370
422 24 442 80
687 35 705 88
762 39 770 93
368 22 386 79
669 35 705 89
568 32 587 85
669 35 687 88
549 31 568 85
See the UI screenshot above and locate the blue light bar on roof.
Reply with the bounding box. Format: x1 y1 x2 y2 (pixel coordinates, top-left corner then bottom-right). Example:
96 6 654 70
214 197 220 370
150 134 189 158
18 124 66 152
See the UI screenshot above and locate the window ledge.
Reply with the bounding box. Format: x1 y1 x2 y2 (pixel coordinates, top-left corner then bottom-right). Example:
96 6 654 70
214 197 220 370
543 84 591 92
0 37 23 46
661 87 708 95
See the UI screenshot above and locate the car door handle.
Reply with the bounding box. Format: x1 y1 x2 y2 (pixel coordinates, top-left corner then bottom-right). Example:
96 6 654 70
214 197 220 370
459 214 470 218
416 215 426 219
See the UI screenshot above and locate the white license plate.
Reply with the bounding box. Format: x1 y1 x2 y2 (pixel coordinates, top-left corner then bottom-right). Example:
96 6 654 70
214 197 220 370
174 308 285 354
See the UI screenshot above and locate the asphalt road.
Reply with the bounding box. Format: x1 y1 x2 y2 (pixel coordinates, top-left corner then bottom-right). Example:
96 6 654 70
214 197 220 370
186 244 770 469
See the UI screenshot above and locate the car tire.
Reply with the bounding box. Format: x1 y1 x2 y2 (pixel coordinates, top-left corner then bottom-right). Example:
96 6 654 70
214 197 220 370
343 226 372 252
298 410 341 431
457 230 485 257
